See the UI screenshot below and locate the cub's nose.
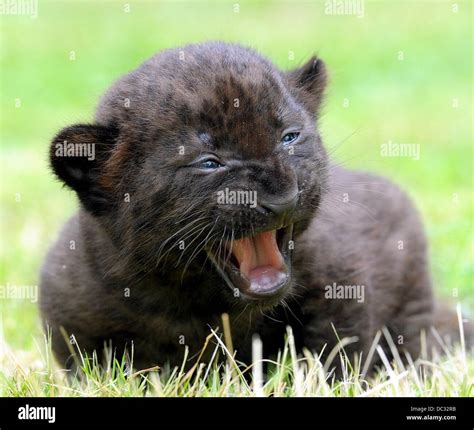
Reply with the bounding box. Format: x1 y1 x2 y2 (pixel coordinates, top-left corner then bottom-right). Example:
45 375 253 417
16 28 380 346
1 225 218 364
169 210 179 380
260 194 298 224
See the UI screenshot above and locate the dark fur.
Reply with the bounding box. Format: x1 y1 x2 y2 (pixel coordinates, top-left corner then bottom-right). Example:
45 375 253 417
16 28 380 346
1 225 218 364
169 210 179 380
40 42 472 373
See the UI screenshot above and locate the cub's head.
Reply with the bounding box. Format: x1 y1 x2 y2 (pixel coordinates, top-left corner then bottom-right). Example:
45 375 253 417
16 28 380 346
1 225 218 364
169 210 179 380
50 42 328 308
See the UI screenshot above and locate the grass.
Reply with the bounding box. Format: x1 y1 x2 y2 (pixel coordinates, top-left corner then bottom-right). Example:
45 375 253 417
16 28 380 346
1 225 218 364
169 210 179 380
0 1 473 396
1 323 473 397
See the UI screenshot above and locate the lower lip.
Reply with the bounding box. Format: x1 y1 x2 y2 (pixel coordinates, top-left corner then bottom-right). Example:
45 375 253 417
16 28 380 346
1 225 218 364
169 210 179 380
246 267 290 297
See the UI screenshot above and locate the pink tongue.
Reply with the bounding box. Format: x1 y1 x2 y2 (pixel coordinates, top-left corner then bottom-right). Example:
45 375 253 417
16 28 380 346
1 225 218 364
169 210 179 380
230 231 285 291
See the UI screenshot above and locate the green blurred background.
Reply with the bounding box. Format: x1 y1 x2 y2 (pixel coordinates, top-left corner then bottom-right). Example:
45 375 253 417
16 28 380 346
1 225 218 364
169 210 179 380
0 0 472 352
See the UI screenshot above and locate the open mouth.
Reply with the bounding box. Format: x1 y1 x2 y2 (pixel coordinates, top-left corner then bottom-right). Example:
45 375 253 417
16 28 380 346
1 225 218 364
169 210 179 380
206 224 293 300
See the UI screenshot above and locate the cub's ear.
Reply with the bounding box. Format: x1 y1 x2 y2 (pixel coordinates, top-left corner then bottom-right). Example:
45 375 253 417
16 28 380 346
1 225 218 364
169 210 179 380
286 57 328 117
50 124 119 214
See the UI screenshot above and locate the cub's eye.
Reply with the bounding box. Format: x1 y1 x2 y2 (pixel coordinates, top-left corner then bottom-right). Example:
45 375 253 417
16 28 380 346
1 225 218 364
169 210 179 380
281 132 300 145
198 159 223 170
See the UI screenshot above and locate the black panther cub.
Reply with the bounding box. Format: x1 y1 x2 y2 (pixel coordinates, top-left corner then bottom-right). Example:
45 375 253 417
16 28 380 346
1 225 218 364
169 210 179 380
40 41 470 372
